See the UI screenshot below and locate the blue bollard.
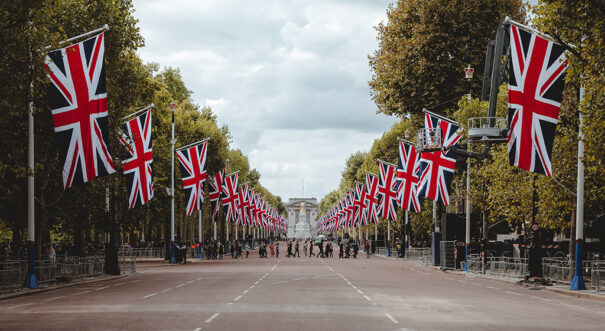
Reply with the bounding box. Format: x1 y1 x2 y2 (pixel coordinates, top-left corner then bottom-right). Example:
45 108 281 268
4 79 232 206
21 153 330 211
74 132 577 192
24 242 38 289
464 245 469 271
570 240 586 290
171 242 176 264
198 248 203 259
386 241 390 257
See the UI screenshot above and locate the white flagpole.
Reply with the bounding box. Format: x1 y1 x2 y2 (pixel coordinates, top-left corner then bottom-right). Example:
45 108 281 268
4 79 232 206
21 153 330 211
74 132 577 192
571 87 586 290
214 222 217 241
170 102 176 264
198 210 203 258
387 219 391 257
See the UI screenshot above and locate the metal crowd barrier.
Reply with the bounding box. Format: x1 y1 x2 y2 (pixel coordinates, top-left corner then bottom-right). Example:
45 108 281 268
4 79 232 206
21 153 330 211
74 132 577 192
56 256 105 279
118 247 165 259
1 260 57 293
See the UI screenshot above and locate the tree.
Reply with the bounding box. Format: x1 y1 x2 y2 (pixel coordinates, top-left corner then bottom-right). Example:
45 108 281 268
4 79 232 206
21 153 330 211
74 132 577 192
369 0 525 118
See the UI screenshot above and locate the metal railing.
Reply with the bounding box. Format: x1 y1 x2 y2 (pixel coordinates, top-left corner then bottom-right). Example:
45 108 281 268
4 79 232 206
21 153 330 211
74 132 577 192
1 260 57 293
56 256 105 279
118 247 165 259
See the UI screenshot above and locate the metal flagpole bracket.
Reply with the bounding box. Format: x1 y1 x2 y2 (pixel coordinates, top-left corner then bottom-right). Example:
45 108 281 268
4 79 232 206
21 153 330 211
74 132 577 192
121 104 154 121
175 137 210 152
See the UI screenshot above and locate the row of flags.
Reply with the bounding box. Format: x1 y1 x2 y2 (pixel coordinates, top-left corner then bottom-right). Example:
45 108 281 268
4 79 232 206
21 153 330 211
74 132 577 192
317 23 568 233
44 31 285 232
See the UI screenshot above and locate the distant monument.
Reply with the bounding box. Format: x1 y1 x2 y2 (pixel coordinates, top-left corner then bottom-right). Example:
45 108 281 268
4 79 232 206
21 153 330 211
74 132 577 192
285 198 318 238
294 202 312 239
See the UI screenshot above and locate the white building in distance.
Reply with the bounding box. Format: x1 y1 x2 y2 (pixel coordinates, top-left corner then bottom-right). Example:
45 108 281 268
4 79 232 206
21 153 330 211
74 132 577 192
285 198 318 239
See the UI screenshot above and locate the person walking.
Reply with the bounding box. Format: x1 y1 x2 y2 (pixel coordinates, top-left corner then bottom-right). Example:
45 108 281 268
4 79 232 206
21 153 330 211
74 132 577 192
218 242 224 260
244 242 250 258
317 241 323 258
309 241 315 257
303 241 308 257
339 241 344 259
353 241 359 259
294 241 300 257
364 241 371 259
275 243 280 258
270 242 275 258
287 241 293 258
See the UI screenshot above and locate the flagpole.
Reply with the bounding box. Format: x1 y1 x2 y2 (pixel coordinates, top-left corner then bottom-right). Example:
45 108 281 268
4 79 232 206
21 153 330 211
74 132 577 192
170 102 176 264
214 221 217 241
198 210 203 259
25 54 37 288
571 87 586 290
465 158 471 271
387 220 391 257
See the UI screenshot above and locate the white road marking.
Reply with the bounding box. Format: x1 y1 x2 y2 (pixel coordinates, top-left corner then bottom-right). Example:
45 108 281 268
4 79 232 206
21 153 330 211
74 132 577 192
337 273 343 277
250 285 255 289
372 302 377 306
385 313 399 324
505 291 523 296
327 265 334 271
363 295 372 301
272 281 287 284
129 280 140 283
560 302 586 310
351 285 357 289
485 286 500 290
72 290 91 296
176 284 185 288
357 289 364 295
530 295 551 302
471 283 483 287
43 296 65 302
294 278 305 281
114 282 126 286
227 303 233 305
243 289 249 294
142 293 157 299
197 277 203 280
6 303 34 310
457 280 466 283
205 313 220 323
187 280 194 284
444 277 453 280
95 286 109 291
264 273 269 276
271 264 277 271
161 288 172 293
234 295 242 301
193 328 202 331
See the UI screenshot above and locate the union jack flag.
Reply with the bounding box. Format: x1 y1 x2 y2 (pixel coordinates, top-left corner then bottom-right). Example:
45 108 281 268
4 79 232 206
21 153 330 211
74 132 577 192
507 24 568 176
209 164 226 222
397 139 420 213
417 112 463 206
236 184 250 226
176 140 208 216
248 191 257 227
45 33 115 188
365 172 380 224
221 172 239 223
120 109 153 209
377 160 399 222
354 183 368 226
346 191 355 227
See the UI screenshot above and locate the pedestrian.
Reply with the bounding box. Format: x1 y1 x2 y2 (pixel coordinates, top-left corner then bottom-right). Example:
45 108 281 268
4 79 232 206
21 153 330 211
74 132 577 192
364 241 371 259
317 241 323 258
275 243 280 258
231 241 235 258
244 242 250 258
353 241 359 259
303 241 308 257
345 243 350 258
327 242 333 258
218 242 224 260
309 242 315 257
295 241 300 257
339 241 344 259
287 241 293 258
270 242 275 258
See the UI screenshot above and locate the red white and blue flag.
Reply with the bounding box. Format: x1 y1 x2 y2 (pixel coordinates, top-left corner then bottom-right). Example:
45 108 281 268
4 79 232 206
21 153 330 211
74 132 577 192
45 32 115 188
397 139 420 213
237 184 250 226
176 140 208 216
365 172 380 224
507 24 568 176
377 160 399 222
209 163 226 222
120 109 153 209
221 172 239 223
354 183 368 226
417 112 463 206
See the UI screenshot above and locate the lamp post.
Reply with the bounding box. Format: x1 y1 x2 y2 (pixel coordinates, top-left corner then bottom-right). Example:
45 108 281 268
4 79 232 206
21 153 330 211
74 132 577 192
464 65 473 271
170 101 176 264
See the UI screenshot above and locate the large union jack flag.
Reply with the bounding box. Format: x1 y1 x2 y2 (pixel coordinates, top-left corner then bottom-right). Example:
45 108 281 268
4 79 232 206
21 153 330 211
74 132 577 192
176 140 208 216
397 139 420 213
237 184 250 226
365 172 380 224
353 183 368 226
377 160 399 222
221 172 239 223
120 109 153 209
45 33 115 188
417 112 463 206
507 24 568 176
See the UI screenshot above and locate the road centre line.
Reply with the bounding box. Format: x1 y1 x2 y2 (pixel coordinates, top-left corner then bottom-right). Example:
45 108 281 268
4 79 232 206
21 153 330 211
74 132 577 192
505 290 523 296
193 328 202 331
485 286 500 290
95 286 109 291
6 303 34 310
357 289 364 295
197 277 203 280
271 264 277 271
176 284 185 288
161 288 172 293
43 296 65 302
385 313 399 324
72 290 90 296
243 289 249 294
530 295 550 302
471 283 483 286
114 282 126 286
363 295 372 301
326 265 334 271
142 293 157 299
187 280 194 284
560 302 586 310
205 313 220 323
234 295 242 301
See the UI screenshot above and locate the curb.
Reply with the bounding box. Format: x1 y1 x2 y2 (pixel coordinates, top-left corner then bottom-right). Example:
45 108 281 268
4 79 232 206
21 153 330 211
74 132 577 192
0 274 129 301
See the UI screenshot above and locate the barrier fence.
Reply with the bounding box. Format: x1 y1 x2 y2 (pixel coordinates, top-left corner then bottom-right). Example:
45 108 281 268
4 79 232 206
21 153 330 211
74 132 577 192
118 247 165 259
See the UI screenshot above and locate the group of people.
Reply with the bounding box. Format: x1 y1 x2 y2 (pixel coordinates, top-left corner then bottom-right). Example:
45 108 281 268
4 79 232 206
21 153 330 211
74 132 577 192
276 239 373 259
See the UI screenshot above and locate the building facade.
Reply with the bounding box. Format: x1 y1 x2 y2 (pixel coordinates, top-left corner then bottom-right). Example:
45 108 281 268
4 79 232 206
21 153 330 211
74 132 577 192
285 198 319 238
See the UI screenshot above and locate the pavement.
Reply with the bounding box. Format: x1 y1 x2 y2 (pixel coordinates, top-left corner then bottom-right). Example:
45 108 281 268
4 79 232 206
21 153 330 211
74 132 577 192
1 245 604 330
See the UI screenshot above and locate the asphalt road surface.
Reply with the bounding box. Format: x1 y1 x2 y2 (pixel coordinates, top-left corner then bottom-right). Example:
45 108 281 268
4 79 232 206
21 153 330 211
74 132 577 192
1 245 604 330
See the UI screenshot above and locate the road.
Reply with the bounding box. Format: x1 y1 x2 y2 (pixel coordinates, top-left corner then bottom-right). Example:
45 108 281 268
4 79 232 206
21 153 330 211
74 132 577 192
1 245 604 330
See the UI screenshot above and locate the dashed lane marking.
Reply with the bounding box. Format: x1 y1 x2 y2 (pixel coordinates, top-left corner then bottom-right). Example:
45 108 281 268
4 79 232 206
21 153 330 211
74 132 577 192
243 289 249 294
142 293 157 299
6 303 34 310
272 281 288 285
357 289 364 295
197 277 203 280
471 283 483 287
43 296 65 302
485 286 500 290
271 264 277 271
326 265 334 272
72 290 90 296
187 280 194 284
363 295 372 301
114 282 126 286
95 286 109 291
560 302 587 310
234 295 242 301
161 288 172 293
530 295 551 302
505 291 523 296
457 280 466 284
385 313 399 324
205 313 220 323
176 284 185 288
227 303 233 305
193 328 202 331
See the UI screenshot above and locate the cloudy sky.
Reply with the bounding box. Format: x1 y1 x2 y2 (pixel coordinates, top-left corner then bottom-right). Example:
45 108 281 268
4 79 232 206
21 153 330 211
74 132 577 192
132 0 398 202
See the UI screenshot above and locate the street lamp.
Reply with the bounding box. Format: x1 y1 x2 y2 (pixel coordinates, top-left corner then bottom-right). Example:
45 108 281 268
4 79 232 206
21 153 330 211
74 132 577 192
404 129 410 139
464 65 473 271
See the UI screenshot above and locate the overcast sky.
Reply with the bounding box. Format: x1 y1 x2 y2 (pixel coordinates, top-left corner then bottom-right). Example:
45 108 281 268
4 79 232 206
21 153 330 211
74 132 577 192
132 0 399 202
